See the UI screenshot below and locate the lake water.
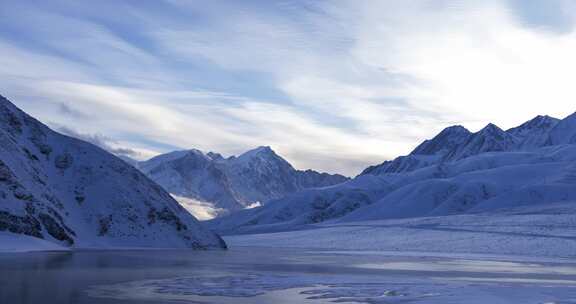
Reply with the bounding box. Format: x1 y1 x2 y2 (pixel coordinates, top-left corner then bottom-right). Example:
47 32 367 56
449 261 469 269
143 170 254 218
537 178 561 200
2 247 576 304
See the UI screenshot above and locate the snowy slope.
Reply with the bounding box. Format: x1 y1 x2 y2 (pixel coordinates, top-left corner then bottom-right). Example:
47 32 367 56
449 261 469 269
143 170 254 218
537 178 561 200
362 115 562 176
170 194 224 221
139 150 241 213
361 125 471 175
0 95 226 250
0 231 69 252
412 125 472 156
442 123 517 161
507 115 560 148
212 112 576 235
209 174 392 234
548 112 576 145
139 146 349 218
225 201 576 258
210 146 576 234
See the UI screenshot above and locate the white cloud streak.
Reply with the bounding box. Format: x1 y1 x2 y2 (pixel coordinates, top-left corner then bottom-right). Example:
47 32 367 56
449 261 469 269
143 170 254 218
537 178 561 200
2 1 576 175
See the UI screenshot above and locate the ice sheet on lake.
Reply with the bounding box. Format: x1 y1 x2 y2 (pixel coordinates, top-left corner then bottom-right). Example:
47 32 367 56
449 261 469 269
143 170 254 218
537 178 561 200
86 273 440 303
87 271 576 304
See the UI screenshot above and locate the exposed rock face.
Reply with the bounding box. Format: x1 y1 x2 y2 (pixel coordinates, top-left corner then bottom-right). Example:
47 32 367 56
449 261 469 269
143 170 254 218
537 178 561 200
0 95 226 250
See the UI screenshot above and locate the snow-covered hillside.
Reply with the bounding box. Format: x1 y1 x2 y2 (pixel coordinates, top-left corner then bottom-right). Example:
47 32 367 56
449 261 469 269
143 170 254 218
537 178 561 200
362 115 563 175
0 95 226 251
138 146 349 218
210 112 576 235
225 201 576 258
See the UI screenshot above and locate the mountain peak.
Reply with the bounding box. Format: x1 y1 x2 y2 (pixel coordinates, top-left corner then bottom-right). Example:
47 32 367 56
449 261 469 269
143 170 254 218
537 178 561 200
206 151 224 160
185 148 209 158
233 146 295 171
530 115 560 125
562 111 576 121
437 125 472 139
508 115 560 132
253 146 274 153
140 144 348 216
0 94 226 249
536 114 557 120
238 146 278 159
480 123 503 133
441 123 516 161
547 111 576 145
140 149 213 173
410 125 471 156
443 125 470 133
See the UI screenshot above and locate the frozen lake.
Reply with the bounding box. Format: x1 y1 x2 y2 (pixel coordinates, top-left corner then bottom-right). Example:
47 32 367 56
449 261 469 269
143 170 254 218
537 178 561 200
2 247 576 304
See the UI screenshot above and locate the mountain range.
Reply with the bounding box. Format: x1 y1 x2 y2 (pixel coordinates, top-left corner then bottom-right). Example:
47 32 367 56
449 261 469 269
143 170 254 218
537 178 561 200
4 90 576 252
136 147 349 219
361 115 561 175
0 95 226 250
209 112 576 235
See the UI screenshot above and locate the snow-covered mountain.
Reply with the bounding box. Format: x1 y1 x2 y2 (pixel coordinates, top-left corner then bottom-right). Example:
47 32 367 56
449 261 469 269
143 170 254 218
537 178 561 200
138 146 349 218
210 112 576 235
548 112 576 145
0 95 226 250
362 115 562 175
507 115 560 148
361 125 471 175
442 123 517 161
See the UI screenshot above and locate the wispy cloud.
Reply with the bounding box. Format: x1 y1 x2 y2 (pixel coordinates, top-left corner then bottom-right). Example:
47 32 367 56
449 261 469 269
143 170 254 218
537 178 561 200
55 125 147 159
1 0 576 175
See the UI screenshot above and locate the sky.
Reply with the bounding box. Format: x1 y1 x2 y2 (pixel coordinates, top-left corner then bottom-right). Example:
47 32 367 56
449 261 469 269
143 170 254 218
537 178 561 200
1 0 576 175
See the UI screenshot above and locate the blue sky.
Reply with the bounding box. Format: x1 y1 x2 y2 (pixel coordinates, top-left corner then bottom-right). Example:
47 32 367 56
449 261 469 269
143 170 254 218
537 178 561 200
1 0 576 175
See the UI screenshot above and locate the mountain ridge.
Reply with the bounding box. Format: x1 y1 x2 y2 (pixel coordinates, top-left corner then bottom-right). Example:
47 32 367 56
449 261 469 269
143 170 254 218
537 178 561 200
0 94 226 250
362 114 566 176
210 111 576 235
138 145 349 218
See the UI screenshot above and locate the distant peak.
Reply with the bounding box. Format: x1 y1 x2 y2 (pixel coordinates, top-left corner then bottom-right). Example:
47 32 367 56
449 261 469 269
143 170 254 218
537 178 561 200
409 125 471 156
241 146 276 157
507 115 560 134
254 146 273 152
236 146 292 167
206 151 224 160
176 149 210 160
186 148 205 155
562 111 576 121
527 115 560 124
144 148 211 164
479 123 504 133
536 114 556 120
440 125 471 135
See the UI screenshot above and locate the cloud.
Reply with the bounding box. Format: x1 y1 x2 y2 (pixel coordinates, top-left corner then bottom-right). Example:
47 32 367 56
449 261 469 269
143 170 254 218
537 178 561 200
2 1 576 175
55 125 144 159
58 103 88 119
342 0 576 127
35 81 388 172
